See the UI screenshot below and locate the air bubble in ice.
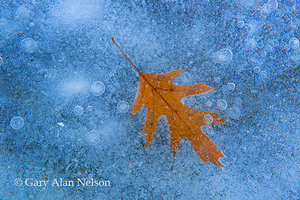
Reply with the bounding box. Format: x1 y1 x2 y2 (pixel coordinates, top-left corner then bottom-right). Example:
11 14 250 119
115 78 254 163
217 99 228 110
216 48 233 64
227 83 235 90
10 116 24 130
21 38 38 53
202 125 214 135
86 106 93 112
74 105 84 115
237 20 245 28
0 56 2 66
262 0 278 14
260 71 268 79
289 37 299 49
85 130 101 145
90 81 105 96
117 101 129 113
181 72 192 83
246 38 257 49
205 101 212 107
253 66 261 73
203 114 213 124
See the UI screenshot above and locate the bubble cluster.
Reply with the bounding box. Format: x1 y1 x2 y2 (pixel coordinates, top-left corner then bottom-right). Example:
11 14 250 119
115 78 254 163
217 99 228 110
85 130 101 145
289 37 299 49
90 81 105 96
227 83 235 90
10 116 24 130
21 38 38 53
117 101 129 113
74 105 84 116
216 48 233 64
203 114 213 124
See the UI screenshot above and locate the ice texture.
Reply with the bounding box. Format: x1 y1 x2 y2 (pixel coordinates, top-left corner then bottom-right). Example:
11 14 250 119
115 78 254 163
0 0 299 199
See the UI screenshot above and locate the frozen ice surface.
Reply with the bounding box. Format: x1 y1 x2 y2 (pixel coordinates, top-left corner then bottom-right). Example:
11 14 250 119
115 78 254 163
0 0 299 199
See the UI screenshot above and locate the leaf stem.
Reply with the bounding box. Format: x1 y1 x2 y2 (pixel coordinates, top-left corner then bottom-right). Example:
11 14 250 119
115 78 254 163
112 37 142 75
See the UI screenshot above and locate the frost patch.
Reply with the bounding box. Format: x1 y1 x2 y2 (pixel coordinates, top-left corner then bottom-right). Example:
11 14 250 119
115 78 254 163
49 0 104 25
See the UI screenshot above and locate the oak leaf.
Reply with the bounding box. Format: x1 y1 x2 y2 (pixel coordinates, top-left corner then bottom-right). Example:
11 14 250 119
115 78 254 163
112 38 226 167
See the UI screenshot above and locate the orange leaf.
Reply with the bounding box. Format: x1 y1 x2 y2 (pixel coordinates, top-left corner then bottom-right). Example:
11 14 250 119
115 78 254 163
112 37 226 167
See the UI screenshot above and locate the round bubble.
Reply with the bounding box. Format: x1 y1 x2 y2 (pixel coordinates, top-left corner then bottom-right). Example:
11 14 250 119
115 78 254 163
260 70 268 79
261 51 268 58
181 72 192 83
265 44 273 52
289 37 299 49
203 114 213 124
85 130 101 145
21 38 38 53
90 81 105 96
222 85 229 95
10 116 24 130
227 83 235 90
216 48 233 64
202 125 214 135
86 106 93 112
205 101 212 107
74 105 84 116
253 66 261 73
217 99 228 110
262 0 278 14
237 20 245 28
246 38 257 49
117 101 129 113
